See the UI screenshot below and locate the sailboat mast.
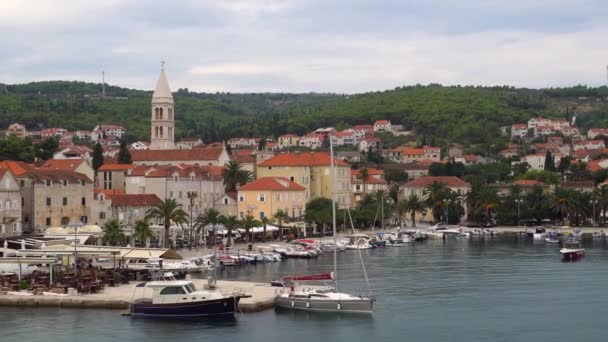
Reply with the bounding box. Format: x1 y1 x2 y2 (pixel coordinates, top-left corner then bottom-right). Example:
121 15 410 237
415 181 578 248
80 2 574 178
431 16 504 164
329 138 338 291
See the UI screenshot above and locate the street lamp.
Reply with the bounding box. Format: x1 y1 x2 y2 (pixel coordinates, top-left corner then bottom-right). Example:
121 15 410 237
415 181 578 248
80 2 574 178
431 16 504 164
591 199 598 227
515 199 522 227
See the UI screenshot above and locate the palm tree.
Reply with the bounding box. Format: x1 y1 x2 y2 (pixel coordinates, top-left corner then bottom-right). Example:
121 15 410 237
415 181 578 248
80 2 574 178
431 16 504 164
549 187 576 225
197 208 222 246
572 190 592 226
102 219 125 246
444 190 464 225
222 161 252 192
241 214 260 243
405 193 426 227
186 191 198 247
594 185 608 226
221 215 239 247
397 200 409 228
259 216 274 241
423 181 448 223
133 219 154 247
273 209 289 233
360 167 369 197
526 184 547 224
146 198 189 248
472 186 500 226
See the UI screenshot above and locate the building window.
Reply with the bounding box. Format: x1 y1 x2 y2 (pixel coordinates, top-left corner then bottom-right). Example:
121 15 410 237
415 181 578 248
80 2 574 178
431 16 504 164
46 180 52 187
21 197 24 206
179 191 182 199
63 197 68 206
81 197 86 206
45 217 51 226
12 223 17 233
61 217 69 225
81 180 86 186
0 225 3 234
223 198 229 205
239 212 244 218
239 195 244 202
289 176 295 182
19 180 24 187
260 212 265 219
259 194 265 202
169 191 174 198
81 216 88 224
46 198 51 206
63 180 68 187
276 193 281 201
99 212 106 219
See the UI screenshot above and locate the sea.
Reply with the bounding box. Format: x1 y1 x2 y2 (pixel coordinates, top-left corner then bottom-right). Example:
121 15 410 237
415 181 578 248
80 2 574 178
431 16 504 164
3 237 608 342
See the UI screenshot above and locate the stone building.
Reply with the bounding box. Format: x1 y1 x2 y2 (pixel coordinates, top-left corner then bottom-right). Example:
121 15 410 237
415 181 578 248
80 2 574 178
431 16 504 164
0 169 22 237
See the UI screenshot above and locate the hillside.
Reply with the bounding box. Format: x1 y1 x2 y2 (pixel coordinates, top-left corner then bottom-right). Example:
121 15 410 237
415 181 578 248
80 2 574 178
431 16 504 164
1 81 607 151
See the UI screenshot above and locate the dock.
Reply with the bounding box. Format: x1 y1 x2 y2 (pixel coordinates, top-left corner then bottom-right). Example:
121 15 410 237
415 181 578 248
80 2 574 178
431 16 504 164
0 279 278 312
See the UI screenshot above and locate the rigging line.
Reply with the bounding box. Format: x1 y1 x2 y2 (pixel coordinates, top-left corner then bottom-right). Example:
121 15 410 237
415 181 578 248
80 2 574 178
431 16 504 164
346 207 372 295
371 197 381 229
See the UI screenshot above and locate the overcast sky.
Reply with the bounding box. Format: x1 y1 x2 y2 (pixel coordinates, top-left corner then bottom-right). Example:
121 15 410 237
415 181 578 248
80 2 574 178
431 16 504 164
1 0 607 93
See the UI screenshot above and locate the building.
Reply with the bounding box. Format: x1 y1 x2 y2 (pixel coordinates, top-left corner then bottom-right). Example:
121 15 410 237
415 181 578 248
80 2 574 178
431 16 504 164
588 128 608 139
237 177 306 220
131 141 150 150
330 131 358 146
522 154 559 170
213 193 238 218
175 138 204 150
574 140 605 151
150 67 175 150
7 123 27 138
98 163 133 192
257 152 352 208
560 181 594 193
228 138 259 149
352 124 374 137
53 145 93 160
92 192 161 231
454 154 486 165
38 159 95 182
358 137 382 153
0 169 22 238
373 120 392 132
511 124 528 139
18 170 93 232
41 128 67 139
385 146 440 163
130 144 230 166
278 134 301 149
299 134 325 150
336 151 362 163
401 176 471 223
392 163 430 180
125 164 225 215
91 125 126 141
351 168 387 203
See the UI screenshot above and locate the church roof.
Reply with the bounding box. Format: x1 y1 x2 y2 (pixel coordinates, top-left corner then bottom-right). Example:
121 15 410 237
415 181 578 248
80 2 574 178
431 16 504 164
152 69 173 102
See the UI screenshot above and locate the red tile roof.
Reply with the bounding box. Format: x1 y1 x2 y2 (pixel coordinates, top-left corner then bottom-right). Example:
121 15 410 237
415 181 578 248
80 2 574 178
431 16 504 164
560 181 594 189
239 177 306 191
98 163 133 171
109 194 161 207
130 146 223 162
513 179 544 186
39 159 86 171
374 120 390 125
404 176 470 188
0 161 34 176
22 169 92 184
352 168 383 176
258 152 349 167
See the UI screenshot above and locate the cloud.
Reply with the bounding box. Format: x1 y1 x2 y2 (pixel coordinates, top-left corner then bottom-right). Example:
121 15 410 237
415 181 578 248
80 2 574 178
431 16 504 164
0 0 607 93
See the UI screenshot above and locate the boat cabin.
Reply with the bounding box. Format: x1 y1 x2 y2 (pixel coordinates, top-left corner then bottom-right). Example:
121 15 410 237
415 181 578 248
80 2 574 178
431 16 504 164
146 280 222 305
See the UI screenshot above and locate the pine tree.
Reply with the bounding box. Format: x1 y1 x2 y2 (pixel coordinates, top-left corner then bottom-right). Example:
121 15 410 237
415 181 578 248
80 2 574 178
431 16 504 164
117 140 132 164
544 150 556 172
92 142 104 171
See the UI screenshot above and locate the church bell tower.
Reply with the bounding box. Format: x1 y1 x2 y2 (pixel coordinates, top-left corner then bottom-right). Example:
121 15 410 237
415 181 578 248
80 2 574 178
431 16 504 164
150 62 175 150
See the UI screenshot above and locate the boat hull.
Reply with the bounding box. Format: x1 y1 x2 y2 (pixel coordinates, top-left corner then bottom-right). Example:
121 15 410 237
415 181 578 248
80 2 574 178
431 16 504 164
560 249 585 262
130 296 239 317
275 296 374 313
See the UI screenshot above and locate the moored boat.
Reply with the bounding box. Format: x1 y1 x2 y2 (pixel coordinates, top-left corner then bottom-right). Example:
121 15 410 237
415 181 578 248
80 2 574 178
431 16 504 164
560 248 585 261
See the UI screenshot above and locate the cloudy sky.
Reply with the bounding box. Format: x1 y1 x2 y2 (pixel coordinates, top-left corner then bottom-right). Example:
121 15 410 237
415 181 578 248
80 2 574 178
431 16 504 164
1 0 607 93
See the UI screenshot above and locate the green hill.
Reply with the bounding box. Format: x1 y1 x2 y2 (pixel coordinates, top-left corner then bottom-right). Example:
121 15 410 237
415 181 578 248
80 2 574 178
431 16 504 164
1 81 607 153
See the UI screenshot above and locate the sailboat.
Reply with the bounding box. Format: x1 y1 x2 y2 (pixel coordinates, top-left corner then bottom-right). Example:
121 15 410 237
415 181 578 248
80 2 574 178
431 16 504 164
274 139 375 313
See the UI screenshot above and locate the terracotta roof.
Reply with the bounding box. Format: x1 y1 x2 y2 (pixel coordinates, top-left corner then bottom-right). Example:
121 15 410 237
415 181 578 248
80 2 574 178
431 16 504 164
353 124 373 130
397 163 431 171
352 168 383 176
39 159 86 171
239 177 306 191
374 120 390 125
587 159 606 172
234 154 256 164
109 194 161 207
560 181 594 189
98 163 133 171
279 134 299 138
0 161 34 176
127 164 225 181
21 169 92 184
130 146 223 162
258 152 349 167
404 176 470 188
94 188 125 199
512 124 527 129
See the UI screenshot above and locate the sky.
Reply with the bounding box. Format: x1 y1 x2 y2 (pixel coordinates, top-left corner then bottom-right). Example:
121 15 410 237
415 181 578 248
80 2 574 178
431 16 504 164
1 0 607 93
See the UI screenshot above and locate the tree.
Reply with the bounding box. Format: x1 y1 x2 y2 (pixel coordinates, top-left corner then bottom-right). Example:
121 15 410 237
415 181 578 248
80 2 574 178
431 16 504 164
222 161 252 192
273 209 289 234
196 208 222 246
423 181 449 223
385 168 409 183
117 139 132 164
258 138 266 151
34 137 59 160
146 198 189 248
241 214 260 243
525 185 548 224
259 216 274 241
102 219 125 246
557 156 572 181
544 150 556 172
304 197 333 234
133 219 154 247
220 215 239 247
468 186 500 225
568 162 592 181
405 193 425 227
186 191 198 247
360 167 369 197
92 142 104 171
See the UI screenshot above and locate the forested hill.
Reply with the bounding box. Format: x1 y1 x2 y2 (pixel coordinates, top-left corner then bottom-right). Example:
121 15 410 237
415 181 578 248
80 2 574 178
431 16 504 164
1 81 607 150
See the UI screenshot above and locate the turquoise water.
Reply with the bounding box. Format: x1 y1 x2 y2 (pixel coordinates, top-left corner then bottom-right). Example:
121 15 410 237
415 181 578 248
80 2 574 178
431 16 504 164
3 238 608 342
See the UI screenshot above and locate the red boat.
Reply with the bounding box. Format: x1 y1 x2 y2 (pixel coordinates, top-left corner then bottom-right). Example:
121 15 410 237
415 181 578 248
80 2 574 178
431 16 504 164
560 248 585 262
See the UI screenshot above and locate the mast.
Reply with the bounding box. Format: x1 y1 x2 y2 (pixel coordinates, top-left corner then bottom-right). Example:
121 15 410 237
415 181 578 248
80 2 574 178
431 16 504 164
330 138 338 291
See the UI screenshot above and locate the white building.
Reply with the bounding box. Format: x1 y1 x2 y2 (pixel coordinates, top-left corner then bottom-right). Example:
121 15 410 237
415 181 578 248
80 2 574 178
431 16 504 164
511 124 528 138
149 67 175 150
373 120 392 132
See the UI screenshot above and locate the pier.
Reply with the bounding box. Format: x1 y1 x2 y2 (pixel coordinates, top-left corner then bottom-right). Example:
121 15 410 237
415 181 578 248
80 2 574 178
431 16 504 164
0 279 279 312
